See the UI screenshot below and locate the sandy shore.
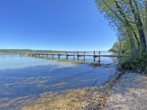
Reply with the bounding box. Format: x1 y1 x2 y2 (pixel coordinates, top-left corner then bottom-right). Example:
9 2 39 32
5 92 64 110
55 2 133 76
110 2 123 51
21 70 147 110
106 72 147 110
81 71 147 110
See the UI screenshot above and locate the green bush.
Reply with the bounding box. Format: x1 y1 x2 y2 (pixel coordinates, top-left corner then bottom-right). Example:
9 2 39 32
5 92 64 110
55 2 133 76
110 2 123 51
120 51 147 74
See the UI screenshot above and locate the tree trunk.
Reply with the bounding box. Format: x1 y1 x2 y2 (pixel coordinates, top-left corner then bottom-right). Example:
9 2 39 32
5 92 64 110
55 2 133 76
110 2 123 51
145 1 147 50
118 35 121 65
130 0 142 49
114 0 137 54
130 0 146 51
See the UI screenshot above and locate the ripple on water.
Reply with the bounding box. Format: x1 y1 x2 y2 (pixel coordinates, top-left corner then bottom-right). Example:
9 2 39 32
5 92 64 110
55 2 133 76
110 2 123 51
0 54 117 109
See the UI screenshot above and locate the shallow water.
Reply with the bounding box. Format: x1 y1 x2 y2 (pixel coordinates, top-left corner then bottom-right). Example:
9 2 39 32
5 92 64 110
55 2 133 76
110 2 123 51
0 53 117 110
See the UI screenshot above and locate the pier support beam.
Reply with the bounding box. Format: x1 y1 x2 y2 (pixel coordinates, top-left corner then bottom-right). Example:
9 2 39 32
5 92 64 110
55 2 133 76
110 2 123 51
77 51 79 60
98 51 100 62
28 51 119 63
94 51 95 62
66 52 68 59
84 51 85 61
58 53 60 59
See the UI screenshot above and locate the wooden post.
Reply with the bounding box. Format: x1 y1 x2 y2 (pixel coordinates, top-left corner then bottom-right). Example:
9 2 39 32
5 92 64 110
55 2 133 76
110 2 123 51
94 51 95 62
94 51 95 56
74 52 75 60
77 51 79 60
66 52 68 59
51 52 53 58
84 51 85 61
99 51 100 62
58 53 60 59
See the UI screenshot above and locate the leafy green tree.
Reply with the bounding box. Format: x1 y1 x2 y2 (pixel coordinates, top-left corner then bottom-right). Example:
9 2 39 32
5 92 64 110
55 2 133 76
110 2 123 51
96 0 147 52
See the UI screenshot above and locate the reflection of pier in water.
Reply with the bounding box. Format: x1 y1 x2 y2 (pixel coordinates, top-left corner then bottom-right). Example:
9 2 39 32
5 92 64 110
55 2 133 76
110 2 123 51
29 51 119 62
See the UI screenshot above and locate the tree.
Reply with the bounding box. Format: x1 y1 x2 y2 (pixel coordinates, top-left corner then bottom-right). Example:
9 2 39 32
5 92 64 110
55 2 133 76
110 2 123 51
145 0 147 47
96 0 147 52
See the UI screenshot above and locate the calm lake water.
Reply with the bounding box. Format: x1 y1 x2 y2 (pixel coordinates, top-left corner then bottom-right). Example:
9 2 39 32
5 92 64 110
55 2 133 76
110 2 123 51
0 52 117 110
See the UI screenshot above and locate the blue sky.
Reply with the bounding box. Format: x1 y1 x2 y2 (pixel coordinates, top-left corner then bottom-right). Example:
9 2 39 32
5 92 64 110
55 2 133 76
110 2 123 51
0 0 117 51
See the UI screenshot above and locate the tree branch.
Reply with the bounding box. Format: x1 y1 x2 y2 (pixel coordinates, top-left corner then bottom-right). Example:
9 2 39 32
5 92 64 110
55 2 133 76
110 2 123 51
114 0 140 49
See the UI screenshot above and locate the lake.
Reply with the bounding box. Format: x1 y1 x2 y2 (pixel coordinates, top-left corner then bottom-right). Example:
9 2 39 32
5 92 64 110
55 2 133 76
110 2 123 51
0 52 117 110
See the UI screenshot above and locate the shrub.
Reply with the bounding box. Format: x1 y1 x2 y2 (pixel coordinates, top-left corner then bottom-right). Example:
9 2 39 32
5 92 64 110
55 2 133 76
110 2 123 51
120 51 147 74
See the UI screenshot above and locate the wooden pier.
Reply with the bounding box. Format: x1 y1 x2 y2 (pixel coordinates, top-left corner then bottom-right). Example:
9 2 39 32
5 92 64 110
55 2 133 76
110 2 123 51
29 51 120 62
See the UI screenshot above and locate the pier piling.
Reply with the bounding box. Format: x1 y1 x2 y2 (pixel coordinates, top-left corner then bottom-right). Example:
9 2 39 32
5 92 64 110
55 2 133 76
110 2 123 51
30 51 120 62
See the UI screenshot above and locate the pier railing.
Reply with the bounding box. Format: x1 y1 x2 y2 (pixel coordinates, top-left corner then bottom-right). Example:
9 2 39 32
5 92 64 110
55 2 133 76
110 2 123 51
28 51 120 62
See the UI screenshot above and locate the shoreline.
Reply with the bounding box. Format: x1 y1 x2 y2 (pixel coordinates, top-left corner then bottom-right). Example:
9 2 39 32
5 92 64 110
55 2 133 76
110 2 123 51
81 68 124 109
82 70 147 110
106 72 147 109
20 65 147 110
21 65 118 110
